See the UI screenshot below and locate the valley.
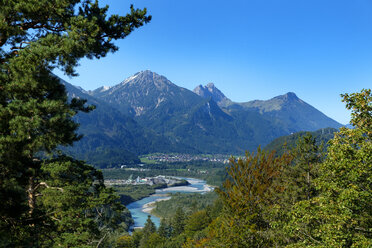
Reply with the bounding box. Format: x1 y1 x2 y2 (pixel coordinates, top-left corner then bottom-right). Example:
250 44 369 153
102 160 224 232
3 1 370 247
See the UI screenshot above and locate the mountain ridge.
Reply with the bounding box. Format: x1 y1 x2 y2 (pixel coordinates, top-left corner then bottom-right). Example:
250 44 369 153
61 70 342 167
59 75 198 167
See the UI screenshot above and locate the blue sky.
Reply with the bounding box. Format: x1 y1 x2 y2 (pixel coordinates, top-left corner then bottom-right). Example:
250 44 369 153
55 0 372 124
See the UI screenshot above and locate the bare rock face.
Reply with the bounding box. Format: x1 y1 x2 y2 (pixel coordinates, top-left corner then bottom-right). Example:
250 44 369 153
91 70 201 118
193 83 232 107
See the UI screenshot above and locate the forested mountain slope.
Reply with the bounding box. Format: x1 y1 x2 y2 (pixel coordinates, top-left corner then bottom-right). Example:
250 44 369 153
264 127 338 155
60 78 195 167
62 70 342 166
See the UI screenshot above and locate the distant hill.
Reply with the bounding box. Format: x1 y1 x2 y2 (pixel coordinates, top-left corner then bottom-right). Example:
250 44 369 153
264 127 338 155
60 70 343 167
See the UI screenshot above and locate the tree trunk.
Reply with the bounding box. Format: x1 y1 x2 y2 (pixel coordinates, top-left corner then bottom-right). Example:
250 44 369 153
27 176 36 217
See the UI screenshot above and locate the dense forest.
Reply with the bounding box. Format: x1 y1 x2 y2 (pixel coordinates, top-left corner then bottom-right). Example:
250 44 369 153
0 1 371 247
264 127 338 155
115 90 371 247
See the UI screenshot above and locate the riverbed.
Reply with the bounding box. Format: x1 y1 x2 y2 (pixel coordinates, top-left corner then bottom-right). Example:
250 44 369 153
126 177 212 229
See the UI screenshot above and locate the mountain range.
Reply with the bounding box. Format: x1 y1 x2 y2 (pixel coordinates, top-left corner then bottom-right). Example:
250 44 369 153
59 70 342 167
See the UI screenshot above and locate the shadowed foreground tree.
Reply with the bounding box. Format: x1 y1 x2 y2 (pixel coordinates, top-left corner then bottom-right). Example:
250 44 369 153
0 0 150 246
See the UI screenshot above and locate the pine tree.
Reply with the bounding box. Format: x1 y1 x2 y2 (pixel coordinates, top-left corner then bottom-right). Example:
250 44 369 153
158 219 171 238
0 1 150 246
281 133 323 206
172 207 186 236
139 216 157 248
143 215 157 236
291 133 322 201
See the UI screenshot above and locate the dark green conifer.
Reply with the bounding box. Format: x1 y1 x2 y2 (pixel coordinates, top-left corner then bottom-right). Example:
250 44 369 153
139 216 157 248
143 215 157 236
0 0 150 246
158 219 171 238
171 207 186 236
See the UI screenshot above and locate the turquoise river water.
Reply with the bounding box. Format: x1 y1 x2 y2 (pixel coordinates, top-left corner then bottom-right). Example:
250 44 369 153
126 178 211 230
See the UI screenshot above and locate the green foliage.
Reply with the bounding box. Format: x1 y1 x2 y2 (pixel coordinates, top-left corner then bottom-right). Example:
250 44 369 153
131 230 144 248
139 216 157 248
39 156 131 247
0 0 150 246
152 192 218 219
209 148 292 247
115 234 136 248
286 133 323 203
342 89 371 137
143 216 157 236
266 134 324 246
286 89 372 247
145 90 371 247
77 148 141 169
158 219 172 239
184 210 211 238
171 207 186 236
143 233 165 248
122 193 221 248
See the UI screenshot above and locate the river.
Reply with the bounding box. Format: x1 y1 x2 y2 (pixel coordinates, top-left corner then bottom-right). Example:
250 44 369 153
126 178 212 230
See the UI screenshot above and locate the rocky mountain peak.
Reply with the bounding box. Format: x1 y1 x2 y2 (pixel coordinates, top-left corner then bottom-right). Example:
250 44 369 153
121 70 158 85
61 71 342 160
283 92 299 100
271 92 302 105
193 83 231 107
90 85 111 95
206 82 215 89
193 85 205 96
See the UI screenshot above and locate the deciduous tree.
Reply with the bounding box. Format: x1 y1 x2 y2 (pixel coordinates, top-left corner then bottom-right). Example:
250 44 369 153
287 89 372 247
209 148 292 247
